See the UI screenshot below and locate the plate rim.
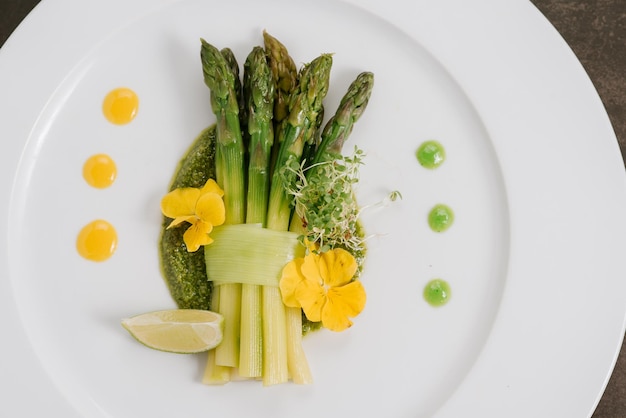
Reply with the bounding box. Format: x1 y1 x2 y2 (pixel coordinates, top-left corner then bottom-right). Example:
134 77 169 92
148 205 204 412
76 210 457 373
1 0 625 417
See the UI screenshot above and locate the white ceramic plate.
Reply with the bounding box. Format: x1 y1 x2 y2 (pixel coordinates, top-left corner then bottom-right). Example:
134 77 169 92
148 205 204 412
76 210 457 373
1 0 625 417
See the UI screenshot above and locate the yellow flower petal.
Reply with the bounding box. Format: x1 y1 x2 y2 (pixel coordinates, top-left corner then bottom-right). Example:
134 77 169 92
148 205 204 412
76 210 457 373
295 279 326 323
300 252 324 286
166 215 196 229
320 248 357 287
161 188 200 219
322 281 366 332
321 297 353 332
183 220 214 252
200 178 224 197
327 280 366 317
282 247 365 331
195 192 226 226
279 258 305 308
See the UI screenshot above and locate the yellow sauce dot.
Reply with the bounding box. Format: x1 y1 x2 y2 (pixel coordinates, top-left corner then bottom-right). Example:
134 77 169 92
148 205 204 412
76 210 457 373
83 154 117 188
76 220 118 262
102 87 139 125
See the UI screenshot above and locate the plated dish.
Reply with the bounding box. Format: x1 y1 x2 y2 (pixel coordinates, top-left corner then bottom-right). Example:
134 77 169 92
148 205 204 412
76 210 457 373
1 0 625 417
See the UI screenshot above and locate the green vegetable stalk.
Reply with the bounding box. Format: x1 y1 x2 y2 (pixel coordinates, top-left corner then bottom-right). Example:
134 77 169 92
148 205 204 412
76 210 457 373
312 71 374 165
288 72 374 338
221 47 248 151
265 53 332 385
289 71 374 233
200 39 246 371
220 48 246 128
239 46 275 378
266 54 332 231
263 31 298 178
263 31 297 128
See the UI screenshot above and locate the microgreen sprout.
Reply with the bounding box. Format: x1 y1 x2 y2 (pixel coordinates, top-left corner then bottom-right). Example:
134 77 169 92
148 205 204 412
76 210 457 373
282 147 366 255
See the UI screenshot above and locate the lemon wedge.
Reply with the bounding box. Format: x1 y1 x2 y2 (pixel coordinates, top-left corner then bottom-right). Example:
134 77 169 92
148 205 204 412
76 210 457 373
121 309 224 354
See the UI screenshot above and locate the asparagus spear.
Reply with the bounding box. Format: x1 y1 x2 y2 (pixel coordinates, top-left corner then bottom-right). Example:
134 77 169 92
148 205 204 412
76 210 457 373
244 46 275 225
202 287 230 384
312 71 374 166
266 54 333 231
239 46 275 378
263 31 298 178
221 47 248 147
290 72 374 232
200 39 246 370
300 104 324 169
263 31 297 125
287 71 374 363
264 53 332 385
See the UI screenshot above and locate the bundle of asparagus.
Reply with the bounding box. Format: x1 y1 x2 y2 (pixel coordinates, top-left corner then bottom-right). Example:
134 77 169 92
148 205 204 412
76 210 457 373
162 31 374 386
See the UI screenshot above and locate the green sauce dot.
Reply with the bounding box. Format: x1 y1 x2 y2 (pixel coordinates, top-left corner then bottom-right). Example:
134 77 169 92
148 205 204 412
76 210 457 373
416 140 445 169
423 279 451 307
428 204 454 232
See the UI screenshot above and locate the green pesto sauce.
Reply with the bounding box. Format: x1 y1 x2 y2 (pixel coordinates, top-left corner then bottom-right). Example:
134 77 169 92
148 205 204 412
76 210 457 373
168 125 217 190
416 140 445 169
428 204 454 232
159 125 217 310
302 311 323 335
423 279 451 307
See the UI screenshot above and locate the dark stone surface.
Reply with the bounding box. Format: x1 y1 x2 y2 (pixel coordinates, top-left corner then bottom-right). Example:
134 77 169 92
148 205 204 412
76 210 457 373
0 0 38 48
0 0 624 416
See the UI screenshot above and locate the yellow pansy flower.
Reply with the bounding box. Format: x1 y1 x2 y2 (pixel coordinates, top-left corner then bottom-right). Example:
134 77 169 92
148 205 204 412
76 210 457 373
280 247 366 332
161 179 225 252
